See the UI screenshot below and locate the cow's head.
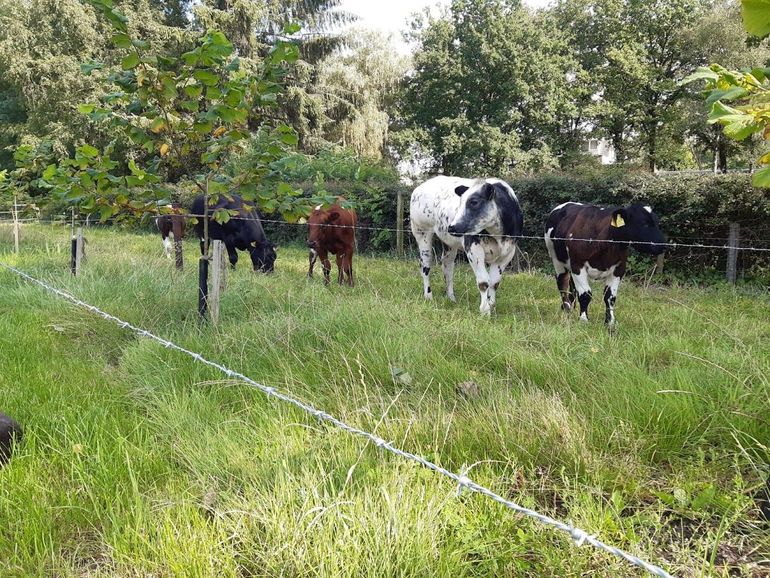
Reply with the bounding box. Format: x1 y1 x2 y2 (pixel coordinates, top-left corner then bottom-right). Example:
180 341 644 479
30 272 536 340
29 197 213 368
249 240 277 273
447 181 506 237
610 203 666 255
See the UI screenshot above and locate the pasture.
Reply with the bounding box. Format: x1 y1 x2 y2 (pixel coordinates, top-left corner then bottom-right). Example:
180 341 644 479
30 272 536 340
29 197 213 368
0 224 769 577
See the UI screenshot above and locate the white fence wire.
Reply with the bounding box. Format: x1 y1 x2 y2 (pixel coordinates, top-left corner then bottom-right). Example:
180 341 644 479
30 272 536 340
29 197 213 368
0 261 675 578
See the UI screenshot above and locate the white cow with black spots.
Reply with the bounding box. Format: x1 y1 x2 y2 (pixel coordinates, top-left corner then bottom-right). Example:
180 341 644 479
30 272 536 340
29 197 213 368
409 176 524 314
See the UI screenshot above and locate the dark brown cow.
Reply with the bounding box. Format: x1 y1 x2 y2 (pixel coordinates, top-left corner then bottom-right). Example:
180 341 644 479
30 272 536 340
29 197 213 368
0 411 22 466
544 202 665 325
156 204 185 259
307 199 356 287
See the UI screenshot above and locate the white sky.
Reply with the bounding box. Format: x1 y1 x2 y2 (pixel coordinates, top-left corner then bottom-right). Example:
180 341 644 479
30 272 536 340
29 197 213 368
337 0 554 54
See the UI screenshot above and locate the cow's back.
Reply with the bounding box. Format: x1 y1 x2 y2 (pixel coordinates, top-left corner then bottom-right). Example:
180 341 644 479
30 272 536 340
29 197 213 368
410 176 475 245
192 194 267 249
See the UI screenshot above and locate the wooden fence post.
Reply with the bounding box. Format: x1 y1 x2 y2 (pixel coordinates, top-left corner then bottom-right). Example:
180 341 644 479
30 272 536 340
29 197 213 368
172 213 184 271
209 240 227 325
726 222 740 284
655 253 665 276
12 195 20 254
396 190 404 257
71 227 84 275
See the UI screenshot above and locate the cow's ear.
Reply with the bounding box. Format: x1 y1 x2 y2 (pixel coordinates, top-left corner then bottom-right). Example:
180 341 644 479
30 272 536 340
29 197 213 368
328 211 340 222
250 240 259 247
610 209 626 228
482 183 496 200
454 185 469 196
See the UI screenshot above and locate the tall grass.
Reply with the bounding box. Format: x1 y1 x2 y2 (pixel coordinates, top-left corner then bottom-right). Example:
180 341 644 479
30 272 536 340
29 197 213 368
0 223 768 577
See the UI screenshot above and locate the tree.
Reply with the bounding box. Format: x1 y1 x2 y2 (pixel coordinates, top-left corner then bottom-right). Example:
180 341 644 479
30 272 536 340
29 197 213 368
0 0 190 169
313 29 408 159
400 0 576 176
38 0 328 240
685 0 770 186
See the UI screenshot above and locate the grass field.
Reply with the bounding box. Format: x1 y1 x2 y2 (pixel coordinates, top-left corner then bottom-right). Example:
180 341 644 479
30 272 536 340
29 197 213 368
0 223 769 577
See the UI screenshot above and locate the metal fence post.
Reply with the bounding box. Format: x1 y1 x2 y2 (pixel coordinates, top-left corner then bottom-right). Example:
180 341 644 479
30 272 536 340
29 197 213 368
726 222 740 284
396 190 404 257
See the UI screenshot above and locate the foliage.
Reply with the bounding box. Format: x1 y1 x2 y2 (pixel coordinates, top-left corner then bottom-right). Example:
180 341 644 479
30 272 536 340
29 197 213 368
37 0 330 227
400 0 575 175
247 146 403 251
684 0 770 187
0 0 189 167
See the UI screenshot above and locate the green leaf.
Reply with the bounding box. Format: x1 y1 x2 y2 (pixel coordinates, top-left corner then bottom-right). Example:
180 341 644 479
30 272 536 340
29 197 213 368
194 120 213 133
225 88 243 107
121 53 140 70
132 38 150 50
723 118 761 140
184 84 203 98
78 104 95 115
80 61 105 75
680 67 719 85
742 0 770 38
193 69 219 86
79 144 100 159
112 33 131 49
752 164 770 187
706 86 749 105
708 101 745 123
284 22 301 34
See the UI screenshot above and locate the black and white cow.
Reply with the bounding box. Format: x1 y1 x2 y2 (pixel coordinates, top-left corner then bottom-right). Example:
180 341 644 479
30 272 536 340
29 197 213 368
544 201 666 325
191 194 277 272
410 176 524 314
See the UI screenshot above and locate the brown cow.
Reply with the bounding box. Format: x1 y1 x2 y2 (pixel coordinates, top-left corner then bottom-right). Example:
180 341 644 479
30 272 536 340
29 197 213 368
307 199 356 287
544 202 666 325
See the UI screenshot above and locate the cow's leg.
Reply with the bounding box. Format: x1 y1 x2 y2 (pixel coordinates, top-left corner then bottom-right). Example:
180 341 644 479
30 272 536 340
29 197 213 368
226 244 238 269
162 235 172 259
441 244 458 302
487 247 517 310
199 238 206 256
545 231 574 311
343 251 354 287
336 253 344 285
465 241 492 315
572 267 592 322
308 249 317 278
318 249 331 285
603 274 621 325
412 228 434 300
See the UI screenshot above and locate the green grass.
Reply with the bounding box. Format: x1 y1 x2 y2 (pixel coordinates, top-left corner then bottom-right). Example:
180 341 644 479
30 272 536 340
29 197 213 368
0 223 768 577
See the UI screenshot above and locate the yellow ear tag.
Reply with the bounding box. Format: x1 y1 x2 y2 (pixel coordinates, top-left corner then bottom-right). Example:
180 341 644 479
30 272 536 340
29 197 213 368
611 214 625 227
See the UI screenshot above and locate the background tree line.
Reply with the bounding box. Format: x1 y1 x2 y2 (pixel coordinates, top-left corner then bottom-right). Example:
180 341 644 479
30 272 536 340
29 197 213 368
2 0 769 182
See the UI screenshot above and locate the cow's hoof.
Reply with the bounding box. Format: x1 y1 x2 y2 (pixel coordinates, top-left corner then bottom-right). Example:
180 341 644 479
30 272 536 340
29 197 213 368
579 314 589 323
424 293 433 301
561 302 572 312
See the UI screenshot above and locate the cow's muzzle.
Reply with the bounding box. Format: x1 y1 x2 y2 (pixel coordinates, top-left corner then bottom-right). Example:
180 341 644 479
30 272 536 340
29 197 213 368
447 224 463 237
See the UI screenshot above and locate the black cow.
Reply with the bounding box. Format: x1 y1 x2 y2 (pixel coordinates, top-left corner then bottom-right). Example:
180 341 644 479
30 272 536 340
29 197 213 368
191 194 277 272
544 202 666 325
0 412 22 466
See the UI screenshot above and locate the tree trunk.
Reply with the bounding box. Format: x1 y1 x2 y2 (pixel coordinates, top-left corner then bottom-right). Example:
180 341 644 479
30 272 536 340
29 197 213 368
647 118 657 173
717 134 727 173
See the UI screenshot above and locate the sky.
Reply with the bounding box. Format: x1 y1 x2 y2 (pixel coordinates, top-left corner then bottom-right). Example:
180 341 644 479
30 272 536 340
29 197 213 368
337 0 554 54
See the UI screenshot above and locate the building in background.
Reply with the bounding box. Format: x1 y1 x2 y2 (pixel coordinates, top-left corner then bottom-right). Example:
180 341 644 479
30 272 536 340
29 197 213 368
584 138 616 165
